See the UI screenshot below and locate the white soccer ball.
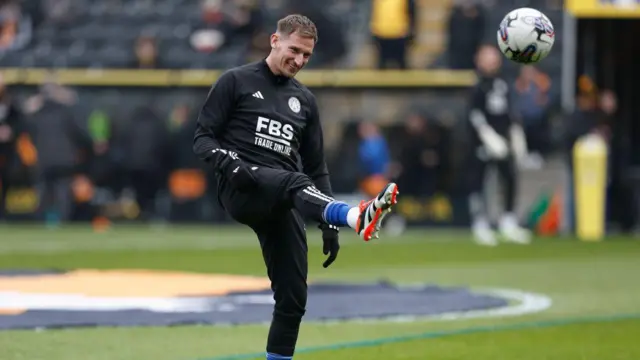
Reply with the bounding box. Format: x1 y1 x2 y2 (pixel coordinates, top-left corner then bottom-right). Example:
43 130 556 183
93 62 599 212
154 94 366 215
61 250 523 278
496 7 555 64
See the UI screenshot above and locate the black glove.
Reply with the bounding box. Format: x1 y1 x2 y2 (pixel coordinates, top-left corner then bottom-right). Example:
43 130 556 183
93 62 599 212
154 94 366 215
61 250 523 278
319 224 340 268
211 148 259 191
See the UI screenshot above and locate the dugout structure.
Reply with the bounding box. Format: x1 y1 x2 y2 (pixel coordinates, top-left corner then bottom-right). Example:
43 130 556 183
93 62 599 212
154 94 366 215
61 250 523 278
1 68 483 227
562 1 640 232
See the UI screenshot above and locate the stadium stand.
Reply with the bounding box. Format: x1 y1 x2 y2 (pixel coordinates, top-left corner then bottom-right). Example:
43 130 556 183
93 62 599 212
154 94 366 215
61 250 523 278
0 0 368 69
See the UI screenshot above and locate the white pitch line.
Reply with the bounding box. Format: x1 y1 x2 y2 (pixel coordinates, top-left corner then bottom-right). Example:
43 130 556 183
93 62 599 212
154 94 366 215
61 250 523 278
303 287 553 325
173 287 553 328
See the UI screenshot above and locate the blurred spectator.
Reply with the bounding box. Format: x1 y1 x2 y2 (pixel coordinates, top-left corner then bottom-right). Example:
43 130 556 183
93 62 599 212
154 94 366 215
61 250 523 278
287 0 346 67
229 0 263 40
86 108 115 189
190 28 225 53
24 81 89 226
326 122 362 193
228 0 268 62
40 0 79 26
0 72 22 220
0 0 32 53
168 103 201 171
369 0 416 69
391 111 442 196
133 35 161 69
167 103 209 221
190 0 227 53
513 66 551 163
598 90 636 232
357 122 390 198
596 90 616 138
201 0 224 24
563 75 600 158
445 0 485 70
121 105 171 221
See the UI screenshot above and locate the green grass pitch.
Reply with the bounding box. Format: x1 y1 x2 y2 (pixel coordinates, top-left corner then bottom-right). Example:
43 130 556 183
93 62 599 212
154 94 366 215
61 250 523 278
0 224 638 360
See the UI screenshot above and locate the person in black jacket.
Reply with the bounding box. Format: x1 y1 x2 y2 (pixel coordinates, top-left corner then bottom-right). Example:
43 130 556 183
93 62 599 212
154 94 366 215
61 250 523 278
26 82 90 224
0 75 23 219
192 14 398 360
465 45 530 246
122 105 171 221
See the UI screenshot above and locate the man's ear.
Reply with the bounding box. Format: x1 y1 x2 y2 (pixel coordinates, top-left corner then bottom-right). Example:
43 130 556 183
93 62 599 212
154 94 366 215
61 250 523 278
270 33 278 49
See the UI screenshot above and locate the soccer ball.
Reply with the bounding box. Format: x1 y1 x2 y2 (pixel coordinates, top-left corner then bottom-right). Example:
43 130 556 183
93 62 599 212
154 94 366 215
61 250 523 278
497 7 555 64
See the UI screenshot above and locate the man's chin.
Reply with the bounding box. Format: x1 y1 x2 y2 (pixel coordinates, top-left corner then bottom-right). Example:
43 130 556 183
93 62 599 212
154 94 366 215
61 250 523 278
282 66 299 78
283 70 297 78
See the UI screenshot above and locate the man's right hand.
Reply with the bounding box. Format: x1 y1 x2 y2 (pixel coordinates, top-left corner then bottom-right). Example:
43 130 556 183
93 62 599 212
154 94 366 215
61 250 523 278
211 149 259 191
479 127 509 160
484 133 509 159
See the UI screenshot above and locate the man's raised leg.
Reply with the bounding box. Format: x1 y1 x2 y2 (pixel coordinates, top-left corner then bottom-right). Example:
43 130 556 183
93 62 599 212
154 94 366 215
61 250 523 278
292 182 399 241
251 167 399 240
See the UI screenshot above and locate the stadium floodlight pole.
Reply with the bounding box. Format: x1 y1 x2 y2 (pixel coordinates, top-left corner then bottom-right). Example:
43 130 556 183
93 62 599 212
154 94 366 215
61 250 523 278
561 10 577 114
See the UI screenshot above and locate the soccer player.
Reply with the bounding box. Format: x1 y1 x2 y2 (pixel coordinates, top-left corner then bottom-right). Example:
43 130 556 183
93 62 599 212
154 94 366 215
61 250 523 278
192 14 398 360
465 45 530 246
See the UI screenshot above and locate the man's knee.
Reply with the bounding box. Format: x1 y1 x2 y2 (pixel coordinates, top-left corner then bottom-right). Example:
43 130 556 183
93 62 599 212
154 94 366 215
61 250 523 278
284 172 315 194
292 185 334 223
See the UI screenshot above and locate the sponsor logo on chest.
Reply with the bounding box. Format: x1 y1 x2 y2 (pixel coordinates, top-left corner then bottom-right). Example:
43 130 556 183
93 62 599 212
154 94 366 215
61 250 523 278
250 93 303 156
254 116 293 156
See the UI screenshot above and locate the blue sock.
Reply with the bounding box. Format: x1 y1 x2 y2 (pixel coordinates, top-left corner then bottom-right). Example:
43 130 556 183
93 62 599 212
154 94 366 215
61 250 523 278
266 353 292 360
322 201 350 227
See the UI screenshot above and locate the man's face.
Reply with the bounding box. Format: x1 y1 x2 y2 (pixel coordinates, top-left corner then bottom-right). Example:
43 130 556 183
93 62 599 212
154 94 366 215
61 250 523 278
136 40 156 61
600 91 617 114
477 46 502 76
270 31 314 77
520 66 536 81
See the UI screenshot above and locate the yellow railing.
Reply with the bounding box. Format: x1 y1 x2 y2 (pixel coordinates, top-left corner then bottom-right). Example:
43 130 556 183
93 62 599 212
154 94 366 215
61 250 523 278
0 68 477 88
566 0 640 18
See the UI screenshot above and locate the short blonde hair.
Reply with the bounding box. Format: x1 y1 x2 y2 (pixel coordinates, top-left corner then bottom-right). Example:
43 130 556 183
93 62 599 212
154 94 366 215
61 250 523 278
277 14 318 43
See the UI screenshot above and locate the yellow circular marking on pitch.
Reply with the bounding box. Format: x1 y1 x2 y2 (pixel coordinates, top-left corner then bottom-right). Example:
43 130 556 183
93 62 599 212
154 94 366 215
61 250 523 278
0 269 271 298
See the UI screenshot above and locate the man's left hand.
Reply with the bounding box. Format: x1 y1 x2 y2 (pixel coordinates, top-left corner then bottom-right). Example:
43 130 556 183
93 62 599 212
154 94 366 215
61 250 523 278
320 224 340 268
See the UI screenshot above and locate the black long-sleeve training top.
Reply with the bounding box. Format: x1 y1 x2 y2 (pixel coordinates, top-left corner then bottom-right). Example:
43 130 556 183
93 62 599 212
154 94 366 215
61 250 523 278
467 75 515 146
193 59 333 196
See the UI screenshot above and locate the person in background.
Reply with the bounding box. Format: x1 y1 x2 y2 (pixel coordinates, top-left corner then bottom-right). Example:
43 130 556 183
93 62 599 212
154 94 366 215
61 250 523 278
445 0 485 70
122 105 171 222
465 45 530 246
357 121 390 198
0 1 32 54
563 76 600 161
25 81 90 226
229 0 268 63
392 111 442 197
0 73 22 220
133 35 160 69
189 0 227 54
513 65 551 167
286 0 347 67
597 90 636 233
369 0 416 69
166 103 211 222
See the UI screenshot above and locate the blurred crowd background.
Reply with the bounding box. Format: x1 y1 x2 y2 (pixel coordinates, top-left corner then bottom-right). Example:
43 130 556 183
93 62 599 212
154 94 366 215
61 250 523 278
0 0 637 236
